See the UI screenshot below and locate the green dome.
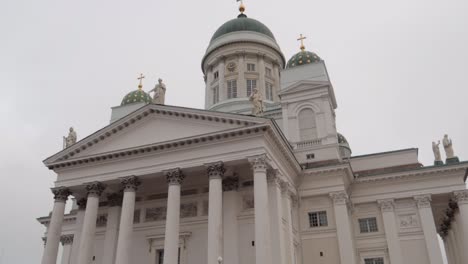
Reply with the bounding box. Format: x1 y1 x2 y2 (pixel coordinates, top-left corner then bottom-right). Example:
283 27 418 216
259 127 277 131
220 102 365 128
286 50 321 68
121 89 152 106
337 133 348 144
210 14 276 43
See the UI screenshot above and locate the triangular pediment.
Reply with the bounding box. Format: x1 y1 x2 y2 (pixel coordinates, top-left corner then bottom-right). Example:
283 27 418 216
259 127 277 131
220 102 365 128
280 80 330 95
44 104 266 165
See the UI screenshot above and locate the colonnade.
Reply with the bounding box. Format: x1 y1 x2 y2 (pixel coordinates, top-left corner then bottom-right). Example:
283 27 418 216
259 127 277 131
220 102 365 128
40 154 298 264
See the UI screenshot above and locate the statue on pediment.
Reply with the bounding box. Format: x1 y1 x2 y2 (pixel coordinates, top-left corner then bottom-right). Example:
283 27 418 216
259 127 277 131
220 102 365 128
432 141 442 165
149 78 166 105
249 88 264 116
63 127 77 149
443 134 459 164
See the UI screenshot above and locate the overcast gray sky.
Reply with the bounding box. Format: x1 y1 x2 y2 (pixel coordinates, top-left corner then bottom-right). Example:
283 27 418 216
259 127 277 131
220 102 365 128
1 0 467 263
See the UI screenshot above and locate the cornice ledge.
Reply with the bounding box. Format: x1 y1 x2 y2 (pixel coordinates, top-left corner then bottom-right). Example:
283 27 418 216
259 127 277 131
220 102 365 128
302 163 351 176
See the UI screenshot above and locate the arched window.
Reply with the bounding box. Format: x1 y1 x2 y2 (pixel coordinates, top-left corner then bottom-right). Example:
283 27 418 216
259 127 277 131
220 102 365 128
298 108 317 141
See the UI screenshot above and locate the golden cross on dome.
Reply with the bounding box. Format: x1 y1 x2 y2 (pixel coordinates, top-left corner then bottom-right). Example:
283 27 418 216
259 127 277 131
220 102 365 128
297 34 307 51
237 0 245 14
137 73 145 90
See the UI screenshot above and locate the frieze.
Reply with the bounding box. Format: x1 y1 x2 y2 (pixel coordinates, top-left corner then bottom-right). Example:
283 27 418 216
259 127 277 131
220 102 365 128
52 187 71 202
60 234 74 245
180 203 198 218
206 161 226 180
85 181 106 197
145 207 167 222
399 214 419 228
164 168 185 185
120 176 141 191
414 194 432 209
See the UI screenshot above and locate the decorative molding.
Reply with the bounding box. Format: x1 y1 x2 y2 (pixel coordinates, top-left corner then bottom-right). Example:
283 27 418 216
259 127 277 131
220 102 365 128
85 181 106 197
377 199 395 212
107 193 123 207
329 191 349 205
453 190 468 204
280 181 290 194
120 176 141 192
51 187 71 202
399 214 419 229
222 175 239 191
60 234 74 245
414 194 432 209
248 154 270 171
145 207 167 222
205 161 225 180
164 168 185 185
267 168 283 187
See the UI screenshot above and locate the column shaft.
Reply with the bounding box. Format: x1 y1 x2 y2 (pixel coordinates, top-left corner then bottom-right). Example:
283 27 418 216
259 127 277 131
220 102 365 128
102 194 122 264
448 230 460 263
330 191 357 264
268 171 285 264
41 187 70 264
454 190 468 263
77 182 105 264
70 202 85 264
378 200 403 264
163 169 184 264
283 186 296 264
223 188 239 264
207 171 223 264
60 235 74 264
414 195 444 264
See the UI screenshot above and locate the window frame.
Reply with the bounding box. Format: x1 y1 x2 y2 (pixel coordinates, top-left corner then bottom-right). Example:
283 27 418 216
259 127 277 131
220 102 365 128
265 82 273 101
227 79 237 99
308 211 328 228
246 79 257 96
213 71 219 80
364 257 384 264
247 63 256 72
212 85 219 104
358 217 378 233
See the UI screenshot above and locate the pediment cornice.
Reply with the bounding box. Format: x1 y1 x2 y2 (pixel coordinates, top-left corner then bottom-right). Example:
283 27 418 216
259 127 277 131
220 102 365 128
44 104 268 167
279 80 330 95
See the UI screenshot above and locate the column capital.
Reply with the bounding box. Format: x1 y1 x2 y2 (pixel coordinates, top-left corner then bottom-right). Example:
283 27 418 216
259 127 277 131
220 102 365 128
205 161 226 180
453 190 468 205
329 191 349 205
60 234 74 245
107 193 123 207
223 175 239 192
164 168 185 185
267 168 283 187
120 176 141 192
77 198 87 210
51 187 71 202
377 199 395 212
85 181 106 197
414 194 432 209
248 154 270 171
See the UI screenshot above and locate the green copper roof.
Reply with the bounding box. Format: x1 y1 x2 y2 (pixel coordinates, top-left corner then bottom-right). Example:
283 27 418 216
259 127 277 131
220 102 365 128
338 133 348 144
210 14 276 43
121 89 152 106
286 50 321 69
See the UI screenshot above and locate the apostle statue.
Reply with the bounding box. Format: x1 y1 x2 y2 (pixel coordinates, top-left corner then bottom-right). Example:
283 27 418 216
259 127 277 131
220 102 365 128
63 127 77 149
148 78 166 105
442 134 455 159
249 88 264 116
432 141 442 165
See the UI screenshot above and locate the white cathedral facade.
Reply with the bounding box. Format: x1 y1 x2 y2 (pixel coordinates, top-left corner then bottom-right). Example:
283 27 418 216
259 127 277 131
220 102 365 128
39 5 468 264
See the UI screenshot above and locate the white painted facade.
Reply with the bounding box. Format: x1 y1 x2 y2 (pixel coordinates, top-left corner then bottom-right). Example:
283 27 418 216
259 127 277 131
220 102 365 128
38 8 468 264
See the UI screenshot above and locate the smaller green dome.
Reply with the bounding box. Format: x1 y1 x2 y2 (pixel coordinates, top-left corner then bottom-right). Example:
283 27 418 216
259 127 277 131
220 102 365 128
286 50 321 69
337 133 348 144
121 89 152 106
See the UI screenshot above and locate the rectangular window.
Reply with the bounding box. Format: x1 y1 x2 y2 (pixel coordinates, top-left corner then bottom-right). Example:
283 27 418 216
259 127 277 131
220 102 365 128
212 86 219 104
227 80 237 99
306 153 315 159
265 67 272 77
308 211 328 227
247 63 256 72
246 79 257 96
213 71 219 80
359 217 378 233
364 257 384 264
265 82 273 100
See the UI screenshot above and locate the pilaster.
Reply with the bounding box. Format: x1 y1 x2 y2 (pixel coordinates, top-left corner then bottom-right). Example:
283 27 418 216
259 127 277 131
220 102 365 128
454 190 468 263
377 199 403 264
60 235 74 264
329 191 356 264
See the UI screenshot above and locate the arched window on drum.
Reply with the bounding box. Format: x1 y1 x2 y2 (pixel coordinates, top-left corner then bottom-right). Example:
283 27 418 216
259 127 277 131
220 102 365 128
298 108 318 141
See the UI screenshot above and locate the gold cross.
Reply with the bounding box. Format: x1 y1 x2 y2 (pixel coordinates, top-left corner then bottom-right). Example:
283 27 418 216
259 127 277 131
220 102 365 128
137 73 145 89
297 34 306 51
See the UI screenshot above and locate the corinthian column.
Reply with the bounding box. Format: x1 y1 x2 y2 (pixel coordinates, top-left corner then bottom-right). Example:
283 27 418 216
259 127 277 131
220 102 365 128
206 162 225 264
414 194 444 264
248 154 272 264
60 234 74 264
222 174 239 264
329 191 356 264
115 176 141 264
281 183 296 264
77 182 106 264
267 169 286 264
454 190 468 263
102 193 122 264
41 187 71 264
163 168 185 264
70 198 86 264
377 199 403 264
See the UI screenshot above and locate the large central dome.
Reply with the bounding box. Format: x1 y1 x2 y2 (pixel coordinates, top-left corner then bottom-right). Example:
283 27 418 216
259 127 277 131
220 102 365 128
210 14 276 43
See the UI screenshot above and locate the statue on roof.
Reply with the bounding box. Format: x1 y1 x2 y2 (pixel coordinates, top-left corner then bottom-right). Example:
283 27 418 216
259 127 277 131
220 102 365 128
249 88 264 116
63 127 77 149
432 141 443 165
149 78 166 105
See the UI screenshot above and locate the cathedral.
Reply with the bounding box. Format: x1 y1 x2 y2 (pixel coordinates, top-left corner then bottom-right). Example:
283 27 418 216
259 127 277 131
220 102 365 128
38 3 468 264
